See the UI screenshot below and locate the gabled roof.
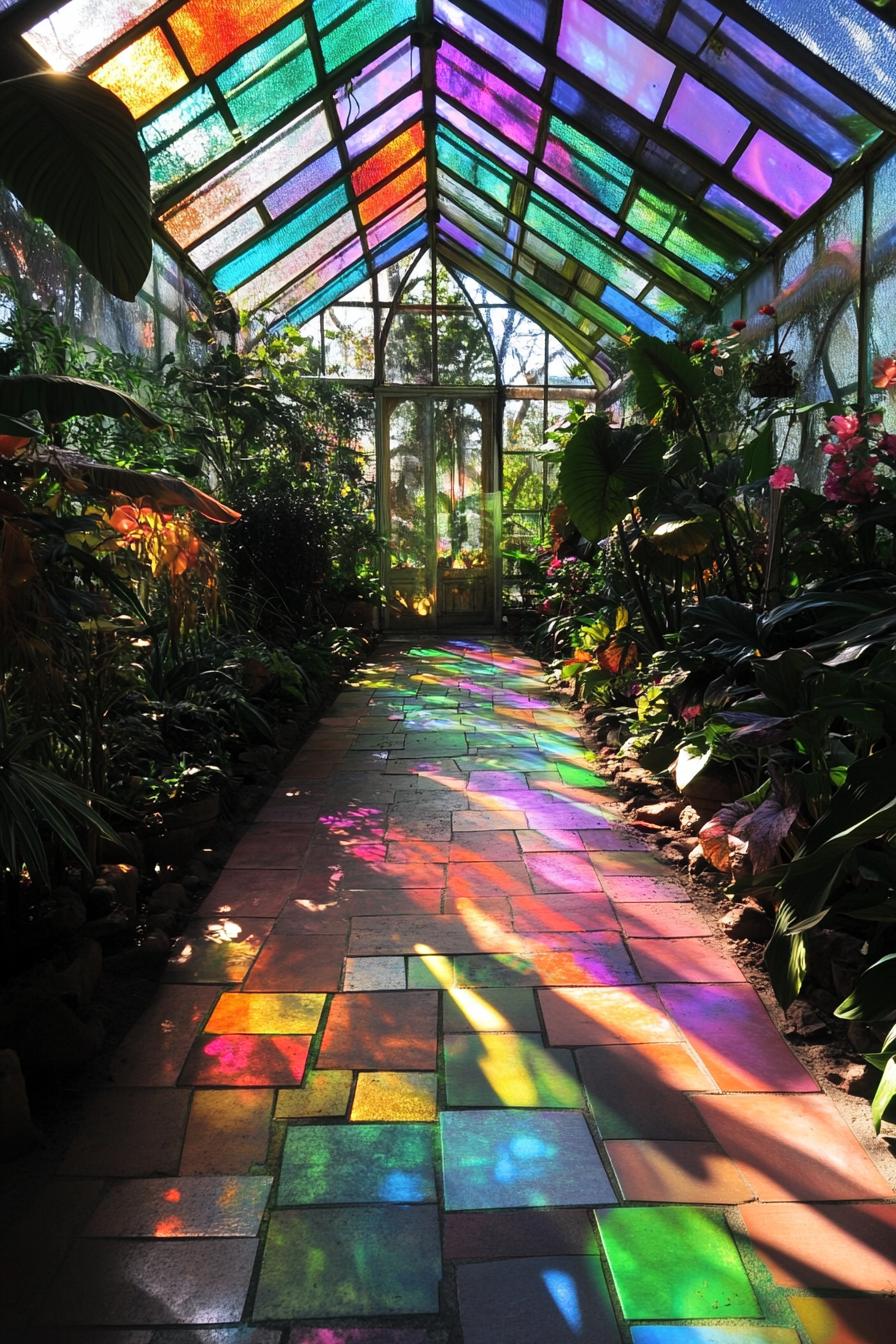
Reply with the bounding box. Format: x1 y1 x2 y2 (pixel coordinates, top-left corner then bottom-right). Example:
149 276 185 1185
4 0 895 379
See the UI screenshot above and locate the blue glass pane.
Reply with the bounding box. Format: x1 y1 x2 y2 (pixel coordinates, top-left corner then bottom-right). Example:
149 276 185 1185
265 147 343 219
213 183 349 290
744 0 896 107
600 285 676 339
475 0 547 41
550 79 640 156
702 184 781 247
434 0 545 87
283 258 370 328
371 219 429 269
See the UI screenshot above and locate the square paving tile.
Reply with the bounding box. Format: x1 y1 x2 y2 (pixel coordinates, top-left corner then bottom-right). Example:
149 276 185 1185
407 953 455 988
791 1296 896 1344
317 992 438 1070
693 1093 893 1200
447 831 521 861
254 1207 441 1318
243 935 345 992
444 1033 582 1108
589 850 674 876
601 876 688 902
180 1089 274 1174
84 1176 273 1237
613 902 709 938
511 892 618 932
539 986 680 1047
580 830 649 851
440 1109 616 1210
453 810 528 831
278 1123 436 1205
40 1238 257 1325
605 1140 755 1204
343 957 406 991
524 853 603 893
596 1206 761 1320
443 986 541 1033
577 1042 714 1139
445 863 533 900
227 830 315 868
179 1035 311 1087
198 868 299 918
443 1208 598 1261
741 1201 896 1291
457 1256 620 1344
350 1072 438 1122
165 920 273 984
106 986 217 1086
628 938 745 983
205 992 325 1035
61 1089 191 1176
659 984 817 1092
454 941 637 988
349 914 514 956
515 829 585 852
275 1070 353 1119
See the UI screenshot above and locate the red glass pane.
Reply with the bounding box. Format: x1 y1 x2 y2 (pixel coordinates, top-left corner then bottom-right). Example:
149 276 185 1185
169 0 301 75
358 158 426 224
351 123 424 196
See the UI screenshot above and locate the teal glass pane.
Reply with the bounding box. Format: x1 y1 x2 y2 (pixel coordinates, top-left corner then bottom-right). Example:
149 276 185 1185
145 115 234 197
286 258 370 326
436 127 514 209
213 183 349 291
526 193 647 296
544 116 632 214
315 0 417 74
702 184 781 248
641 287 687 324
626 190 742 282
190 207 265 271
217 18 315 137
438 171 509 235
141 85 215 151
515 272 596 335
522 229 567 272
621 231 713 302
263 233 365 320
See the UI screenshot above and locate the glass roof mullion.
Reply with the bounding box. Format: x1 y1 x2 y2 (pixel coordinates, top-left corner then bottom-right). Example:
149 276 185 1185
420 11 441 299
157 13 242 141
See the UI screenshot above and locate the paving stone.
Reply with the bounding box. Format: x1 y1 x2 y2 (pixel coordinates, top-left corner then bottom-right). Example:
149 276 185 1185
539 986 681 1046
84 1176 273 1237
205 992 325 1034
613 902 709 938
227 830 315 868
466 770 530 790
605 1139 755 1203
385 816 452 841
350 913 515 956
343 956 407 990
180 1089 273 1174
580 830 650 851
445 861 533 899
198 869 299 917
289 1331 431 1344
444 1033 582 1108
443 1208 599 1260
601 876 687 901
631 1330 799 1343
456 1255 620 1344
255 1207 441 1318
791 1296 896 1344
693 1093 893 1200
317 991 438 1070
440 1109 616 1210
658 984 818 1092
577 1042 714 1139
179 1034 311 1087
407 952 455 988
740 1201 896 1291
589 850 675 876
443 986 541 1033
629 938 746 983
107 986 217 1086
454 940 637 988
61 1089 191 1176
596 1206 761 1320
275 1070 354 1118
515 829 585 852
384 839 451 863
40 1238 258 1326
452 809 528 831
243 935 345 992
511 891 618 932
350 1072 438 1121
165 919 273 984
278 1123 436 1205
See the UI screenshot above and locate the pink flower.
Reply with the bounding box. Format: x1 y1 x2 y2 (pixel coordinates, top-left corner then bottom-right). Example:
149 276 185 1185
769 464 796 490
828 413 860 439
839 434 866 451
731 319 747 332
690 339 706 353
872 355 896 389
547 558 562 575
681 704 701 721
868 412 884 427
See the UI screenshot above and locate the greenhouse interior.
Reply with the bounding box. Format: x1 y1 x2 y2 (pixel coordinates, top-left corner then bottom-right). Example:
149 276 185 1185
1 0 896 1339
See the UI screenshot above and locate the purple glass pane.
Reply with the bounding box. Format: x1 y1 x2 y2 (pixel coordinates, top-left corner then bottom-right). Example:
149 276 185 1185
434 0 545 88
557 0 674 120
264 146 342 219
334 38 420 130
267 236 366 320
733 130 831 217
474 0 547 42
345 92 423 160
551 79 640 155
367 189 425 250
663 73 749 163
533 168 617 237
436 96 529 177
436 42 541 153
703 183 781 246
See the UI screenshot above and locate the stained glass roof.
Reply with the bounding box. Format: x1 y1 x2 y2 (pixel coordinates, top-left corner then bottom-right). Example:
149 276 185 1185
6 0 895 383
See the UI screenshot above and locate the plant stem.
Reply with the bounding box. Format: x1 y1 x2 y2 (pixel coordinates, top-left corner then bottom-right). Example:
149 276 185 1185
616 521 665 650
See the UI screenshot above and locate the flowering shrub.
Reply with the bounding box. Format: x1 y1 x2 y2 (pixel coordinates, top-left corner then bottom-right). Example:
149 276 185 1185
819 408 896 504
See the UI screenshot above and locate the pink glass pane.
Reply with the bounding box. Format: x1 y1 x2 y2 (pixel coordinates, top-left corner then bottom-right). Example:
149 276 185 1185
533 168 617 237
558 0 674 120
733 130 831 217
436 97 529 177
345 93 423 160
265 236 366 320
334 38 420 129
663 74 749 164
436 42 541 153
367 189 426 250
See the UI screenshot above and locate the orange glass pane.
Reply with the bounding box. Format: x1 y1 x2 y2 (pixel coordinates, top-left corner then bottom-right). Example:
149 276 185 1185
169 0 301 76
358 157 425 224
91 27 188 119
352 123 424 196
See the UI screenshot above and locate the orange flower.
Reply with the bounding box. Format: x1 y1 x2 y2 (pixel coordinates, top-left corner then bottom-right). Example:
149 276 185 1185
572 648 593 663
872 354 896 390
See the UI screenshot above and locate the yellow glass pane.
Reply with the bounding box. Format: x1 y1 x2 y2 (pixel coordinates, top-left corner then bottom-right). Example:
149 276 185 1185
91 27 189 119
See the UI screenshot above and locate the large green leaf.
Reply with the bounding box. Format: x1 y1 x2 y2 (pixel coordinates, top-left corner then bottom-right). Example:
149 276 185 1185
741 421 775 483
0 73 151 300
649 513 718 559
870 1055 896 1132
0 375 164 428
558 416 663 542
834 953 896 1021
624 334 702 421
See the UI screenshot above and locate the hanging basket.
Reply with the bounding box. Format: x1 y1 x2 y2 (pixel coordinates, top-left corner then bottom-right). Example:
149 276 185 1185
746 350 799 399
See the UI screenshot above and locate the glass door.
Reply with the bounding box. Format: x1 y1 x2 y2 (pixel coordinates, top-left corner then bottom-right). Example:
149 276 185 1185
380 394 497 629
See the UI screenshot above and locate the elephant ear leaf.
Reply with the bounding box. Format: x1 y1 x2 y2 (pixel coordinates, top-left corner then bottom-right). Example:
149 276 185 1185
559 415 662 542
0 374 164 429
0 73 151 301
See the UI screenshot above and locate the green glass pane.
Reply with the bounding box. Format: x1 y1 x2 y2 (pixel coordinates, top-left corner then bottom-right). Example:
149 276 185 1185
315 0 417 73
526 193 646 296
515 272 596 335
545 114 632 213
641 287 687 322
438 171 508 234
436 127 514 208
622 231 713 302
571 292 627 337
626 190 743 282
141 84 216 150
147 113 234 195
217 18 315 137
597 1206 762 1320
213 183 348 290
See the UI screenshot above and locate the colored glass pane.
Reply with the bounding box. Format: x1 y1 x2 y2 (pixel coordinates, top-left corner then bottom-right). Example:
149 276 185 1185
440 199 513 261
23 0 166 70
475 0 547 41
637 138 702 197
622 231 713 301
162 106 331 247
353 124 424 195
433 0 545 89
544 116 632 213
315 0 417 74
733 131 832 218
702 184 781 247
359 159 426 225
533 168 617 237
526 193 647 296
335 39 420 129
147 112 235 195
600 285 675 339
345 94 423 161
265 147 342 219
216 18 315 136
626 189 738 280
744 0 896 107
91 28 188 119
437 43 541 153
189 208 265 270
522 229 567 273
515 273 595 336
267 236 365 319
231 211 358 310
551 79 640 156
437 128 514 209
663 74 749 164
286 258 371 326
140 84 215 150
438 172 508 234
214 183 348 290
440 221 490 269
367 190 425 250
436 98 529 178
641 287 687 323
557 0 674 120
169 0 300 75
371 219 428 268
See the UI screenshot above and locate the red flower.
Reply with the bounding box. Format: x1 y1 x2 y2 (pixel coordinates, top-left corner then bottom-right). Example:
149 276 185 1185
730 319 747 332
758 304 777 317
690 339 706 353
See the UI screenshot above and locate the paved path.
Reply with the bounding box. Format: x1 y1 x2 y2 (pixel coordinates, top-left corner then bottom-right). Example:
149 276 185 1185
7 639 896 1342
